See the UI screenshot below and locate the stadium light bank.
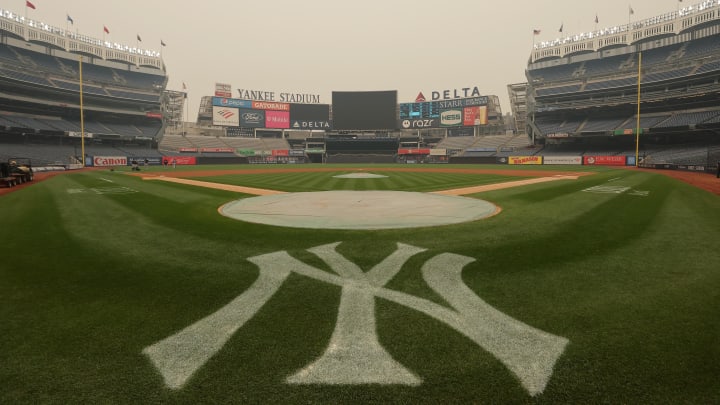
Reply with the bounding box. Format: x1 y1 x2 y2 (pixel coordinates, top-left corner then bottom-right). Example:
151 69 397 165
0 8 161 59
533 0 719 52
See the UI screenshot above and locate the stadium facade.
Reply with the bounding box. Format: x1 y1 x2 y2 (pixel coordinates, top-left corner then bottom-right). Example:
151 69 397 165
524 0 720 169
0 7 168 166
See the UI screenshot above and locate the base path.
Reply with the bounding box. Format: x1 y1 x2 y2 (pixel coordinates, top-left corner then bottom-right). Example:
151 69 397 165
143 176 286 195
432 175 581 195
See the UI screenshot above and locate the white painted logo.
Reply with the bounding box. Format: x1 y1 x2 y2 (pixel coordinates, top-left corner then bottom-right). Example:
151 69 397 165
142 243 568 396
583 185 649 196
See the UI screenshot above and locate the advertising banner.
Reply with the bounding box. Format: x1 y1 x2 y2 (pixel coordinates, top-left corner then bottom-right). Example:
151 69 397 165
212 106 240 126
237 149 257 156
239 108 265 128
543 156 582 165
440 110 463 127
179 147 198 153
399 118 438 129
213 97 253 108
583 156 627 166
266 111 290 129
163 156 197 165
508 156 543 165
398 148 431 155
436 96 488 108
93 156 127 167
288 149 306 156
215 83 232 98
272 149 290 156
430 148 447 156
290 120 331 130
463 106 488 126
200 148 234 153
252 101 290 111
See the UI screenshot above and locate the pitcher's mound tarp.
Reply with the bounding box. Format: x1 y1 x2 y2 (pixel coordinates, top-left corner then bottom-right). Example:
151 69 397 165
219 191 498 230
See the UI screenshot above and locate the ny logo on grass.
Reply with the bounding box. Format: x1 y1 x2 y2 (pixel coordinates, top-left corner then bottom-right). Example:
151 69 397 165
142 243 568 396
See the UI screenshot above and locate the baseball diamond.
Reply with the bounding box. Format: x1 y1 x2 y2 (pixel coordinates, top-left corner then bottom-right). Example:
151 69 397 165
2 0 720 402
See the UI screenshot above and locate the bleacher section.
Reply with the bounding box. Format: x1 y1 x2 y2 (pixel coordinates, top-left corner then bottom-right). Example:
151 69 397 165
0 43 164 106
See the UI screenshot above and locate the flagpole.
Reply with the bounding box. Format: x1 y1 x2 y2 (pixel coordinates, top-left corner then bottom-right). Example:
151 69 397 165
79 54 86 168
635 52 642 168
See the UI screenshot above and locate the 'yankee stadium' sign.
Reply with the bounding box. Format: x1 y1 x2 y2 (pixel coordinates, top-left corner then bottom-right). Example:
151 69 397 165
237 89 321 104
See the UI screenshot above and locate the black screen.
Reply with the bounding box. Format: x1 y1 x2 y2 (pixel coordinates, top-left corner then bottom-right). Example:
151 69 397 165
331 91 397 130
290 104 330 121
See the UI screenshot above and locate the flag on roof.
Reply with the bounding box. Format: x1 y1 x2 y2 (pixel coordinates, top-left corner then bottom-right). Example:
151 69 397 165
629 6 634 15
26 1 36 10
137 34 142 42
161 40 166 46
533 29 541 35
595 14 599 24
559 23 563 33
67 14 74 25
103 26 110 34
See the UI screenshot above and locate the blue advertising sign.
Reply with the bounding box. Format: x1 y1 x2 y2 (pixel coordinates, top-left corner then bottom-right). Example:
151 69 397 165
212 97 253 109
239 108 265 128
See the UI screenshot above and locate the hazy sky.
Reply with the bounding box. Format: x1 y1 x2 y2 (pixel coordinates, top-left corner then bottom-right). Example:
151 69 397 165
15 0 684 118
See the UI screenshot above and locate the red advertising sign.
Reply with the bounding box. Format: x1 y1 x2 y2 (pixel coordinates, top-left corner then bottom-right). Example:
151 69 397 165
265 110 290 129
179 148 198 153
463 106 488 126
163 156 196 165
508 156 543 165
584 156 627 166
398 148 431 155
145 112 163 119
252 101 290 111
215 83 232 98
272 149 290 156
93 156 127 167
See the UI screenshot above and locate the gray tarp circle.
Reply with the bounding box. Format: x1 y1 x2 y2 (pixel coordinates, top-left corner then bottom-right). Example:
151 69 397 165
220 191 498 230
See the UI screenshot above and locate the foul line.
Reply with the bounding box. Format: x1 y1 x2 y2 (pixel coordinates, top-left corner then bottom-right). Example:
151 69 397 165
143 176 286 195
432 175 580 196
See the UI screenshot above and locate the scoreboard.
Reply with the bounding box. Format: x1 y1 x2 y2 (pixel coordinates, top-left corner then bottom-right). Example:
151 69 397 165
399 102 440 119
399 96 488 120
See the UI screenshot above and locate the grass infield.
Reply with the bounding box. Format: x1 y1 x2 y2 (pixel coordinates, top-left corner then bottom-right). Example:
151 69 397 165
1 164 719 403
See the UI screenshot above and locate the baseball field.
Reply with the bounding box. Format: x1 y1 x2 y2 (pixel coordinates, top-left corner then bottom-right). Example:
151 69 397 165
1 164 719 403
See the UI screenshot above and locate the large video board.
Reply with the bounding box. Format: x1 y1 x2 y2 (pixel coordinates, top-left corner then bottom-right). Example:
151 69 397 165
398 97 489 129
399 96 489 120
332 91 398 130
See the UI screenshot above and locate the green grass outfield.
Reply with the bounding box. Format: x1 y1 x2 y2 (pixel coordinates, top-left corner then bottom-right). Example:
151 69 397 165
2 164 719 403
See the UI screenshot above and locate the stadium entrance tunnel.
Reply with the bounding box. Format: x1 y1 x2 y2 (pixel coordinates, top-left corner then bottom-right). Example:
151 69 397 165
219 191 499 230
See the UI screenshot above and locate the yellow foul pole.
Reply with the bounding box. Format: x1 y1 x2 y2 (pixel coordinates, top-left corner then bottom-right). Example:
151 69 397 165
635 52 642 167
79 55 85 167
